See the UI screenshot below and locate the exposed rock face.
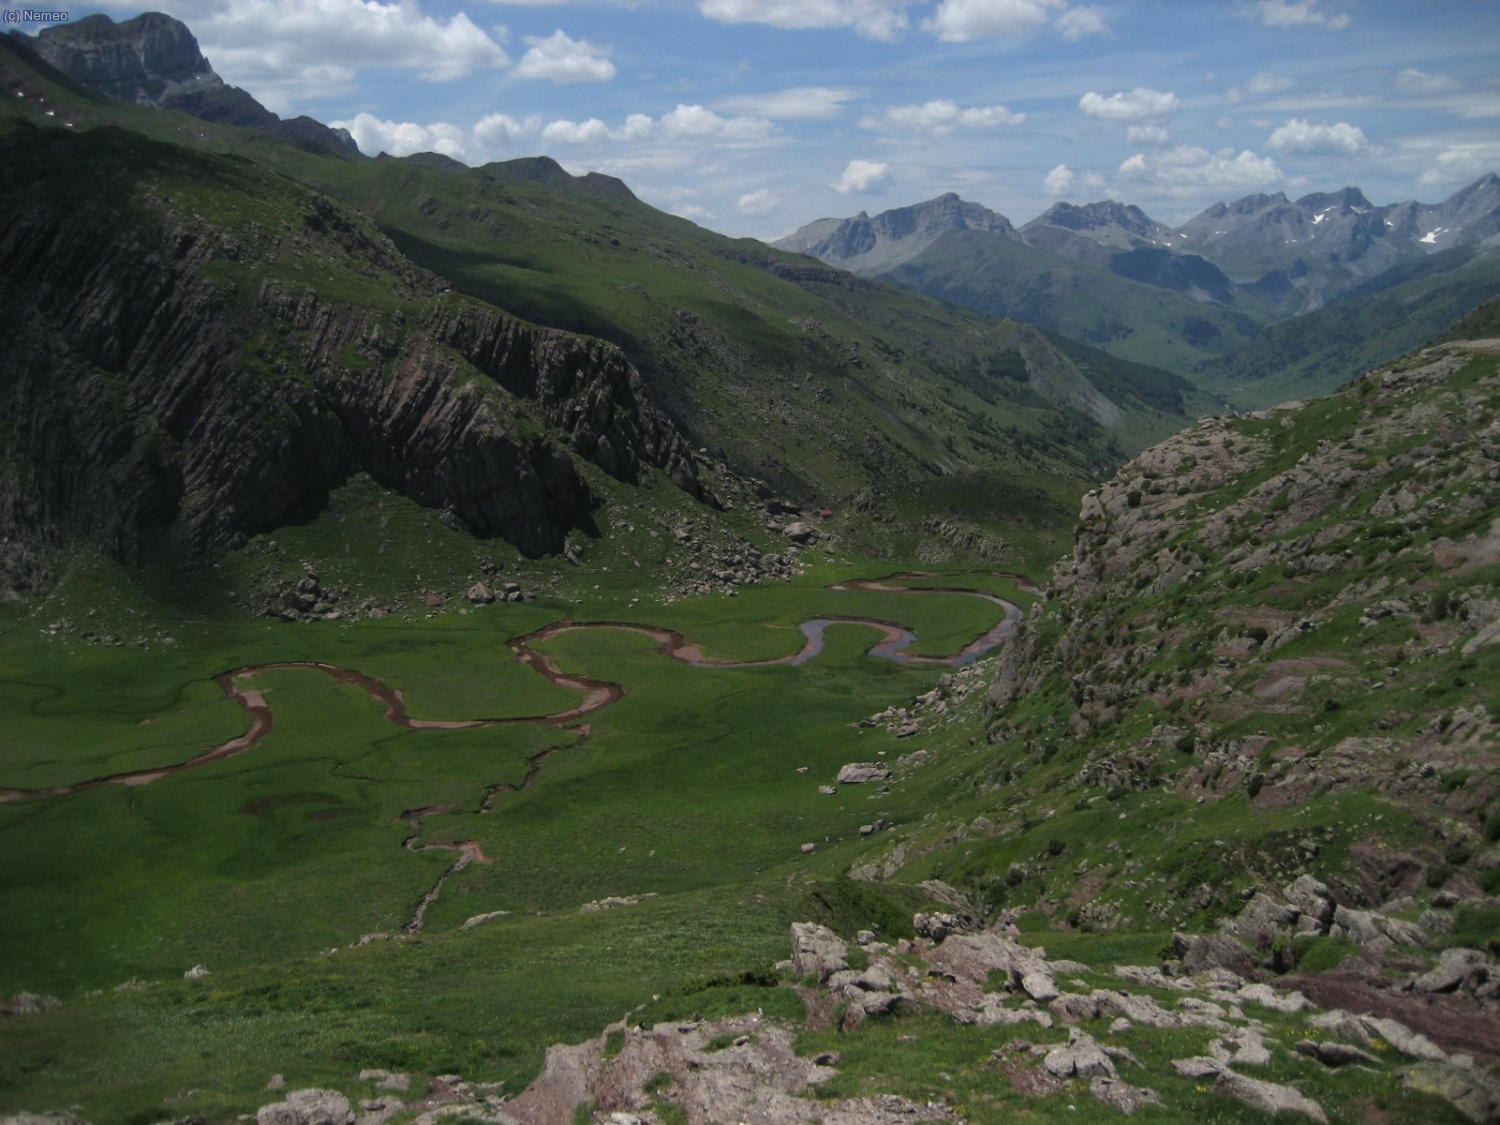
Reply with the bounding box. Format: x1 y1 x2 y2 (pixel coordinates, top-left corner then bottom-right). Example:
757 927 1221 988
0 125 701 590
24 13 213 102
18 13 356 154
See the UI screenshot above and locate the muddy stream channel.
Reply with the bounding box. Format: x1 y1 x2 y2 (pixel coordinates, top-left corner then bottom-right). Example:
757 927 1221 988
1 576 1026 930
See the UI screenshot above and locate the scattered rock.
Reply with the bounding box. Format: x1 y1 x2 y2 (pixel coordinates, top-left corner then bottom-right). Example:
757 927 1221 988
2 992 62 1014
1360 1015 1449 1062
357 1070 411 1093
1236 982 1311 1013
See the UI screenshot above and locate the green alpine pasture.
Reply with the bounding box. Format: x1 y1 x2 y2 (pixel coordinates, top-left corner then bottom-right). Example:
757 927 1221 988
0 548 1027 1121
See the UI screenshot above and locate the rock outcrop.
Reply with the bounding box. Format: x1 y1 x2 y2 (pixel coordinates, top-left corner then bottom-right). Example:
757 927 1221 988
986 341 1500 920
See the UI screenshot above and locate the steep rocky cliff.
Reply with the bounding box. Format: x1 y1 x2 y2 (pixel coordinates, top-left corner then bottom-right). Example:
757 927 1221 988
0 124 701 591
12 12 356 154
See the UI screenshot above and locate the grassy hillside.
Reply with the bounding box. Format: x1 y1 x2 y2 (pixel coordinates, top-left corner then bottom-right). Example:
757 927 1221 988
1194 246 1500 410
0 34 1198 551
880 228 1276 376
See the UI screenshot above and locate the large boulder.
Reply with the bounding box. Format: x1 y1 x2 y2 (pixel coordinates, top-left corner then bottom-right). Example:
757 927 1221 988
1283 874 1336 929
1230 893 1298 948
1214 1071 1329 1123
1413 947 1489 994
789 922 849 982
836 762 891 785
256 1089 355 1125
1044 1029 1116 1079
1173 931 1260 979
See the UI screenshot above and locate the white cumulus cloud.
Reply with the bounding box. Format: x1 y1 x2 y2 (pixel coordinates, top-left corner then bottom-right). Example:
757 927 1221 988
925 0 1055 40
923 0 1106 41
1396 68 1461 96
332 112 471 159
513 30 616 83
864 99 1025 133
697 0 911 41
129 0 510 112
1228 71 1295 101
474 112 541 147
738 189 781 216
661 104 775 140
1043 163 1073 196
1127 124 1171 146
716 87 859 121
1055 4 1108 39
1265 118 1369 156
1117 145 1282 197
832 159 894 193
1079 87 1179 124
1245 0 1350 30
542 113 654 143
1418 142 1500 186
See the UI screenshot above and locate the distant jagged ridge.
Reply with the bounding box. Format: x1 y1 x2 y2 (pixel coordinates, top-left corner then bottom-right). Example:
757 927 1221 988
778 176 1500 318
9 11 358 155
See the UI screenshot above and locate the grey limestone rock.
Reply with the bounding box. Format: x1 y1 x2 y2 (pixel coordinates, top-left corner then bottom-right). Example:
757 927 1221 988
789 922 848 982
1231 892 1298 947
1413 947 1489 994
1214 1070 1329 1123
256 1089 355 1125
1174 931 1260 979
1295 1039 1381 1068
1044 1029 1116 1079
1089 1076 1162 1115
836 762 891 785
1360 1015 1449 1062
1401 1061 1500 1123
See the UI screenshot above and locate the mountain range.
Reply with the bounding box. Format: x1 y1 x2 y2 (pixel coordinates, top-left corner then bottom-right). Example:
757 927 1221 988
0 13 1216 598
776 177 1500 404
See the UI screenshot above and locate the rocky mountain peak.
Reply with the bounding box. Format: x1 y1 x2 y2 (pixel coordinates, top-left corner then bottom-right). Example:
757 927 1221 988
772 192 1014 275
14 11 356 155
1294 187 1373 218
28 11 219 104
1032 200 1153 233
1020 199 1181 259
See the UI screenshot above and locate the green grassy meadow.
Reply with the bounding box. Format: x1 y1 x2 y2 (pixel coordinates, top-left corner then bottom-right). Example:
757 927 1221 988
0 555 1026 1121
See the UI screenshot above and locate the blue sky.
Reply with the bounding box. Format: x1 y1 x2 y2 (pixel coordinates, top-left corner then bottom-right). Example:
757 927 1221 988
23 0 1500 238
